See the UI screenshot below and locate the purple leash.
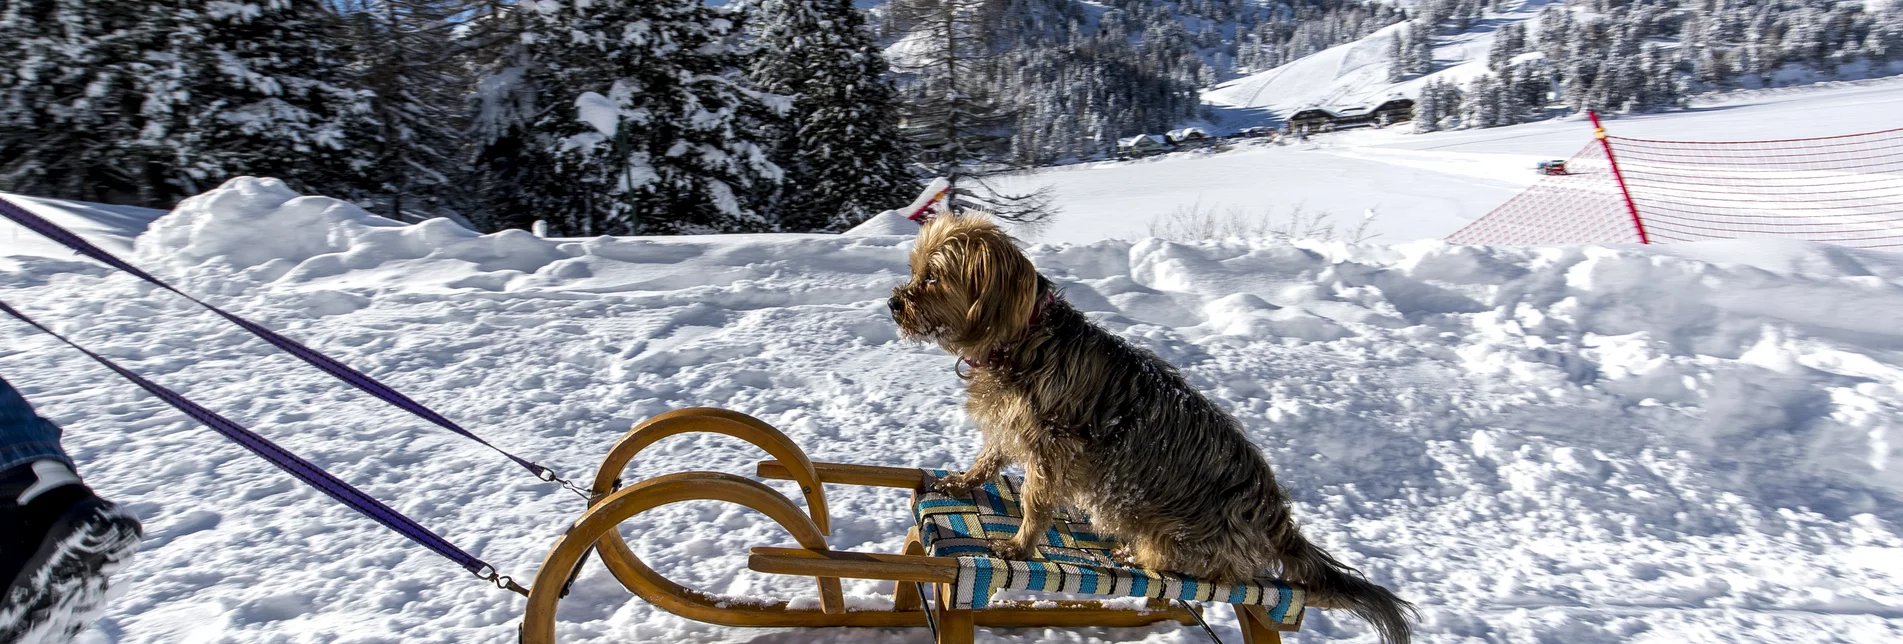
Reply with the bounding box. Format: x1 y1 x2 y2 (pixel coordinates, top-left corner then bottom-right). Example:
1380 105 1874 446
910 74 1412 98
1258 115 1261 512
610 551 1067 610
0 194 599 595
0 196 582 494
0 299 529 595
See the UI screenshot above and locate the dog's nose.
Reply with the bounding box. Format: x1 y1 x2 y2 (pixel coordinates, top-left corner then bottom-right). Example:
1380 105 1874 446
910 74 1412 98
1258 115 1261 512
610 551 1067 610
888 295 905 314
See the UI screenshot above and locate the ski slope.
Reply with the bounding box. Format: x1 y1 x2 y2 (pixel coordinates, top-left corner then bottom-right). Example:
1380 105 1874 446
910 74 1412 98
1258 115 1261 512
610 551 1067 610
3 164 1903 643
1201 0 1554 120
997 76 1903 245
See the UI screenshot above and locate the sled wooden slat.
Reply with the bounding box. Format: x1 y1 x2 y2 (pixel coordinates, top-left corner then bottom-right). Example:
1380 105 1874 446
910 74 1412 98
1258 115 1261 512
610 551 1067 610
976 598 1192 626
1240 604 1285 643
757 459 930 489
747 546 960 583
936 582 975 644
892 526 927 611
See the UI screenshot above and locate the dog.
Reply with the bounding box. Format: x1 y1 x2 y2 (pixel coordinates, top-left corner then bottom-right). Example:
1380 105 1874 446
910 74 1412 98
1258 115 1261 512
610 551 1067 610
888 213 1415 644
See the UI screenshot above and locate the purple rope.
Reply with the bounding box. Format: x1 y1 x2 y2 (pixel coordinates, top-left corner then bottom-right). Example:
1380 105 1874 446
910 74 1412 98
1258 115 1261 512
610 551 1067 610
0 299 488 574
0 196 550 478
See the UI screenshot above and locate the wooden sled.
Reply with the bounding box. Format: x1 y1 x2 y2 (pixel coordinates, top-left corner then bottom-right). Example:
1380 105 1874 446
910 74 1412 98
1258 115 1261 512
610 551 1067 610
520 408 1321 643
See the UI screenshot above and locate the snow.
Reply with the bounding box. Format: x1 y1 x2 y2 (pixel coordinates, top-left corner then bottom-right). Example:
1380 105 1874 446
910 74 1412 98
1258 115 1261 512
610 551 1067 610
843 209 918 236
0 154 1901 642
845 176 949 233
0 196 165 272
995 76 1903 246
575 91 620 137
1203 4 1525 120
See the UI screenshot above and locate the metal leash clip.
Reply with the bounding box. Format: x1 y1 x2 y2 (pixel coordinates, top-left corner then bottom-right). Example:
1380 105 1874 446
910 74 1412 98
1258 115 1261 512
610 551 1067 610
535 466 593 500
476 565 531 597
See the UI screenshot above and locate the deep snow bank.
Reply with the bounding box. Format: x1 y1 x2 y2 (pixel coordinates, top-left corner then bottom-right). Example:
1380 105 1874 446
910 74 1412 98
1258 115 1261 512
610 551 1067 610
2 178 1900 642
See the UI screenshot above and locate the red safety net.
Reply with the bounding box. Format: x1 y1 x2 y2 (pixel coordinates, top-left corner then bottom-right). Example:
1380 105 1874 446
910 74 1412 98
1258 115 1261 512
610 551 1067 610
1446 127 1903 249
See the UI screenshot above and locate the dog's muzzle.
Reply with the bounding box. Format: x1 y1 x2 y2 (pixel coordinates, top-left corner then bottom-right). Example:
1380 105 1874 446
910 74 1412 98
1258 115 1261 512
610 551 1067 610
888 295 905 315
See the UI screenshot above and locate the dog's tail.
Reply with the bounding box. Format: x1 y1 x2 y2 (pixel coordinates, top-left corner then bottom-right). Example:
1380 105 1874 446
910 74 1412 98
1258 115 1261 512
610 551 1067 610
1273 526 1416 644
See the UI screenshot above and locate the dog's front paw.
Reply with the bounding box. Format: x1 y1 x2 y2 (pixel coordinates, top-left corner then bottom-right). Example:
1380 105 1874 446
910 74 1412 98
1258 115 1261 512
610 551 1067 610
933 474 980 497
990 539 1037 561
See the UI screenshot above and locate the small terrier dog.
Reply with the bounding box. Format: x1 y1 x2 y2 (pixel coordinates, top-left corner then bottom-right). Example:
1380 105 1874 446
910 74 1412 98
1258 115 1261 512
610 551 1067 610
889 213 1414 644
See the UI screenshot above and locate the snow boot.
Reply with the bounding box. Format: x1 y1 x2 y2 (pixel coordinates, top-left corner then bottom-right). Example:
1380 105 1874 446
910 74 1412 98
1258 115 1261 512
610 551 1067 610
0 461 142 644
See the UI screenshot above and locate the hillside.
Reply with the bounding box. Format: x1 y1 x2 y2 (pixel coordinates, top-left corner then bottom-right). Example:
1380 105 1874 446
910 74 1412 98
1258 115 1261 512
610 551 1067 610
1200 0 1903 134
1201 3 1530 120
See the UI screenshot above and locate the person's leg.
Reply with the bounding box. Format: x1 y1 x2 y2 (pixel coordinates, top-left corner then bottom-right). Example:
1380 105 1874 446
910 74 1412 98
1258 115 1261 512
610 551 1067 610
0 373 142 642
0 374 74 473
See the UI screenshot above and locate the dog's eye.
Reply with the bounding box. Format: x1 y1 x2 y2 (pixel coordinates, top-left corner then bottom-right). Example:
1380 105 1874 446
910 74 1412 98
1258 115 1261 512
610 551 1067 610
922 273 937 286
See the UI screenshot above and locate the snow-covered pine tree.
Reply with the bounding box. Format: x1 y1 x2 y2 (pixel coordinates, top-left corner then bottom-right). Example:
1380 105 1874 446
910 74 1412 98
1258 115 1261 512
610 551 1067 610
748 0 918 232
152 0 376 199
1 0 373 205
462 1 581 234
1388 26 1408 82
1489 23 1526 70
1409 19 1434 75
1536 5 1572 63
1696 45 1734 85
344 0 467 223
1452 0 1480 31
884 0 1059 226
1414 79 1443 133
887 0 1015 174
1463 73 1500 127
526 0 785 235
1010 32 1198 164
1504 57 1555 122
1431 78 1464 130
1635 43 1686 111
0 0 159 204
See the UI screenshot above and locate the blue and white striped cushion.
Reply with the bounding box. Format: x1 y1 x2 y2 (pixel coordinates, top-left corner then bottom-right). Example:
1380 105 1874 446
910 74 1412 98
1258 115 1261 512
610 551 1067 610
914 469 1307 621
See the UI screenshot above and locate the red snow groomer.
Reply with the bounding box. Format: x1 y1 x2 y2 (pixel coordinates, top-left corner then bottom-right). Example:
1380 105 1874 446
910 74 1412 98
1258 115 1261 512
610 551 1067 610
1536 159 1568 175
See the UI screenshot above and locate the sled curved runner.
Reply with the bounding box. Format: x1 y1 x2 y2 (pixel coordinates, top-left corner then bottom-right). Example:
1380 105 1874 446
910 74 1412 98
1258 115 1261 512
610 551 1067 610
521 407 1316 643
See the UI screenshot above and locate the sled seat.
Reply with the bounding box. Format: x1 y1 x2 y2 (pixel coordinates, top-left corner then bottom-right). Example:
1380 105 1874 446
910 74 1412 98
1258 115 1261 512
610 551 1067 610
915 469 1306 622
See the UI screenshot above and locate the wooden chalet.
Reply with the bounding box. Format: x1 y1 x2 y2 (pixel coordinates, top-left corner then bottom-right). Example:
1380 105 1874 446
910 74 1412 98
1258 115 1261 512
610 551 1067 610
1287 108 1335 133
1117 134 1170 156
1285 98 1416 134
1165 127 1209 145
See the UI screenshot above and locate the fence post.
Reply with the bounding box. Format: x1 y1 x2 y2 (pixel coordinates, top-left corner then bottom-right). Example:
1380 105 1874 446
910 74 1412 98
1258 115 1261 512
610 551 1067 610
1588 110 1649 244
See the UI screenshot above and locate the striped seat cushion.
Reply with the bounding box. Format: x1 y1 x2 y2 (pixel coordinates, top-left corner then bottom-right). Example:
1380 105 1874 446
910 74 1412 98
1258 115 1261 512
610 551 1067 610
913 469 1306 622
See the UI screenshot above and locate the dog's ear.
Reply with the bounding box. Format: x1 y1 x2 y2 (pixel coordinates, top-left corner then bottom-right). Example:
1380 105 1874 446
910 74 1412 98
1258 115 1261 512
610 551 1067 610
957 219 1039 351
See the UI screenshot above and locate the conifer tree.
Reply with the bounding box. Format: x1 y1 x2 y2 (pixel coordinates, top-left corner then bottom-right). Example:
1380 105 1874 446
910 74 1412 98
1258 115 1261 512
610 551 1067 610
462 1 577 234
0 0 158 204
0 0 371 205
1410 20 1435 75
749 0 918 232
1463 73 1500 127
1489 23 1526 70
1388 27 1409 82
345 0 467 223
525 0 785 235
1414 79 1444 133
153 0 376 199
887 0 1016 174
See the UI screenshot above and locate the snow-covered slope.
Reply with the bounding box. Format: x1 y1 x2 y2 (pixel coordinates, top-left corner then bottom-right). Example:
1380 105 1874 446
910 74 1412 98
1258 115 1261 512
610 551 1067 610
3 177 1903 642
1204 2 1550 117
997 76 1903 245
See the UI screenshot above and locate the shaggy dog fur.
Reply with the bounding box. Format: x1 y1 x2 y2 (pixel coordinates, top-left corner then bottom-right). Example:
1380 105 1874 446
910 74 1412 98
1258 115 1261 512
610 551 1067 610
889 213 1415 644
